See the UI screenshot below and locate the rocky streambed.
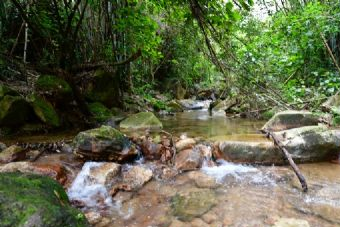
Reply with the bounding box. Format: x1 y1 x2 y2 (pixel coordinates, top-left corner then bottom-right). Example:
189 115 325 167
1 109 340 227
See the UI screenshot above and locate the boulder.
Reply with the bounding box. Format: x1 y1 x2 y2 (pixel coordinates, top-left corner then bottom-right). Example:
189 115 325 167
272 218 310 227
175 146 209 171
175 138 196 152
120 112 163 130
168 100 184 112
178 99 206 110
88 162 121 185
171 188 217 221
0 95 31 127
28 94 60 127
120 165 153 191
88 102 113 123
0 84 19 100
0 161 69 185
73 126 137 162
0 172 89 227
0 145 26 163
210 98 237 112
35 75 72 102
261 110 319 132
218 126 340 164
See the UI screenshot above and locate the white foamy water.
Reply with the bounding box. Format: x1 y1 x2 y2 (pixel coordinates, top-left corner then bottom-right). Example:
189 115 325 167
202 160 258 181
202 160 277 186
67 162 113 208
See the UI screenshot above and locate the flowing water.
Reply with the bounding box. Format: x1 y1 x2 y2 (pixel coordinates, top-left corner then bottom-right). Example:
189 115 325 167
3 107 340 227
65 110 340 227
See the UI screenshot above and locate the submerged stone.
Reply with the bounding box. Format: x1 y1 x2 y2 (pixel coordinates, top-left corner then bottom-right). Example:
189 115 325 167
120 112 163 130
73 126 137 162
0 172 89 227
261 110 319 132
171 188 217 221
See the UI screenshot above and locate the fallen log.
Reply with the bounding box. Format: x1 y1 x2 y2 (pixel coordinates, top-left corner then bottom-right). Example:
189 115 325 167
265 130 308 192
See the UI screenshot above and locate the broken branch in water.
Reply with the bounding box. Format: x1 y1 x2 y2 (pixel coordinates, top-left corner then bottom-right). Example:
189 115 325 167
265 130 308 192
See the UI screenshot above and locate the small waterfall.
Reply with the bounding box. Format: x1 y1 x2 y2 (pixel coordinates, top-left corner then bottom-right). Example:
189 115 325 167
67 162 113 208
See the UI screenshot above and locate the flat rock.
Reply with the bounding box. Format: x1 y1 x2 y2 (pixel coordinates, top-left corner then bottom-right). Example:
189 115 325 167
118 165 153 191
120 112 163 130
261 110 319 132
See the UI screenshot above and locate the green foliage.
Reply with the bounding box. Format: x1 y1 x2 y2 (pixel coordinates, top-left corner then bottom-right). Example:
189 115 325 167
88 102 113 122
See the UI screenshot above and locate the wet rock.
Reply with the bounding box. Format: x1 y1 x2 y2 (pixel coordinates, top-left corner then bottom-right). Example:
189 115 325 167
168 100 184 112
272 218 310 227
140 137 163 160
210 98 237 112
0 161 69 185
218 126 340 164
171 188 217 221
73 125 137 162
176 138 196 152
85 211 102 225
0 172 89 227
89 162 121 185
191 218 210 227
0 145 26 163
27 94 60 127
178 99 206 110
120 112 163 130
113 166 153 192
261 110 319 132
175 149 202 171
187 171 219 189
310 203 340 224
0 95 31 127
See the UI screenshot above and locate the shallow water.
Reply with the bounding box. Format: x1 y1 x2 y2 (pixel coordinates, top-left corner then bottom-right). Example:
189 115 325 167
161 110 265 139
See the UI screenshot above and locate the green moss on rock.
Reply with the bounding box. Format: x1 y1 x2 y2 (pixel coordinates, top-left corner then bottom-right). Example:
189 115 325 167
0 172 89 227
120 112 163 130
0 95 31 127
88 102 113 122
35 75 72 99
28 94 60 127
0 85 19 100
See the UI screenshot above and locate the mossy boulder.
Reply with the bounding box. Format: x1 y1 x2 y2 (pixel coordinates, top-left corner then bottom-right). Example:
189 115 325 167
88 102 113 122
0 85 19 100
0 95 31 127
168 100 184 112
120 112 163 130
171 188 217 221
0 172 89 227
84 70 121 108
35 75 72 102
73 126 137 162
27 94 60 127
261 110 319 132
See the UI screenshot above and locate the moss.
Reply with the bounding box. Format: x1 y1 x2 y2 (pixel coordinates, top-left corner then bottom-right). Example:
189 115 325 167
332 116 340 126
88 102 113 122
120 112 163 130
0 85 19 100
27 94 60 127
0 95 31 127
36 75 72 96
0 172 89 227
262 109 275 120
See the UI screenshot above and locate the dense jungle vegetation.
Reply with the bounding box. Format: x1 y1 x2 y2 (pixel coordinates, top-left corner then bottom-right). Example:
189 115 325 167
1 0 340 133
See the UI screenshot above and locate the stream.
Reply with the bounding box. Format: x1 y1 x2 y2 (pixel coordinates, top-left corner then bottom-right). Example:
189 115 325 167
3 109 340 227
